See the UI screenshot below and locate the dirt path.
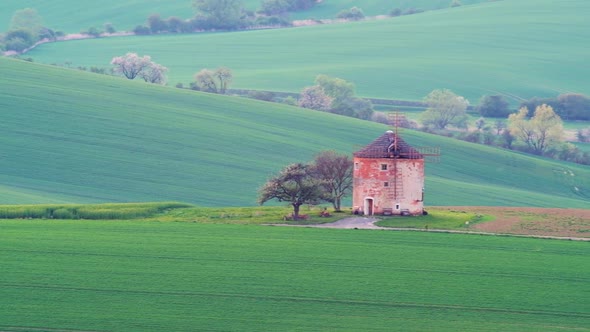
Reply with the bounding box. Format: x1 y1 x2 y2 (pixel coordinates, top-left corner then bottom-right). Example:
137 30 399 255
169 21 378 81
283 216 590 241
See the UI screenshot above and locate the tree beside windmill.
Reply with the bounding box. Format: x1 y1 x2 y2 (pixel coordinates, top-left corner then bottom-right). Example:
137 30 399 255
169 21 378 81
352 129 438 216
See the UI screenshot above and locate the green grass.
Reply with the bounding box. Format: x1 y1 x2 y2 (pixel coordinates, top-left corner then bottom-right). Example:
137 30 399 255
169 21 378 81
573 142 590 152
22 0 590 104
0 202 192 219
1 57 589 208
376 208 494 230
0 219 588 331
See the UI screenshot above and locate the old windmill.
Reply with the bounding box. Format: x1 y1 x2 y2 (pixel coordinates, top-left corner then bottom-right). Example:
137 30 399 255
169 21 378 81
352 113 440 216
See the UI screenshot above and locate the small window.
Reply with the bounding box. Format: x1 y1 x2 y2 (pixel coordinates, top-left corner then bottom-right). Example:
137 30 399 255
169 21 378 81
395 204 400 210
355 162 359 170
384 182 389 187
381 164 388 171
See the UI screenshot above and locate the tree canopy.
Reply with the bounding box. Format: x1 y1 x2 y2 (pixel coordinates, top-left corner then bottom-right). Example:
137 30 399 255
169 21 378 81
193 67 233 93
421 89 469 129
258 163 324 219
311 151 352 212
298 85 332 111
508 104 564 155
476 95 511 118
192 0 246 30
111 53 167 84
308 74 373 119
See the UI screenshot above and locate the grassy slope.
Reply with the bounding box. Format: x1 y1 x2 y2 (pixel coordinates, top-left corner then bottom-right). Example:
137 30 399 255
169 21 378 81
1 220 588 331
23 0 590 104
1 57 589 207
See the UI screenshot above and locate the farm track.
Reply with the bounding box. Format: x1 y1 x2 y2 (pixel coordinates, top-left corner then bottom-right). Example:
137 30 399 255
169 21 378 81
281 214 590 241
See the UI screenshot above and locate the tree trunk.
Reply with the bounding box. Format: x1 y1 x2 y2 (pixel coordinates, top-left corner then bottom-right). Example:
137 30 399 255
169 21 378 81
333 197 341 212
292 203 301 219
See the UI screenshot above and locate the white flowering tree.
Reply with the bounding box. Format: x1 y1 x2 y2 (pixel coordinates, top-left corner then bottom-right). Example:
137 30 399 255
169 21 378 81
111 53 167 84
140 62 168 85
298 85 333 111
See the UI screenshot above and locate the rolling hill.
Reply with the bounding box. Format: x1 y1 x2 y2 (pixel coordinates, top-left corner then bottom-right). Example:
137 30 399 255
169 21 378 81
21 0 590 104
1 57 589 207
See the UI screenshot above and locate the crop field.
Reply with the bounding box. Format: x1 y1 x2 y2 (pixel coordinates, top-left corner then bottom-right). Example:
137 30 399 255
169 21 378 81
23 0 590 104
2 57 590 207
0 218 588 331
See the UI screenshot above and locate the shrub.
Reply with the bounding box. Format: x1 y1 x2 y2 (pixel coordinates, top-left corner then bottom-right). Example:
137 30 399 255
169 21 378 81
5 37 31 52
282 96 297 106
85 26 102 37
104 22 116 34
336 7 365 21
4 29 35 51
476 95 511 117
557 93 590 120
133 25 151 35
389 8 402 17
166 16 185 33
248 90 276 101
255 15 291 27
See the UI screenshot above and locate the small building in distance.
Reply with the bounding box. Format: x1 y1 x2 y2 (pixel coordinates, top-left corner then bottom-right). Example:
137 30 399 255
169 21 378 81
352 130 425 216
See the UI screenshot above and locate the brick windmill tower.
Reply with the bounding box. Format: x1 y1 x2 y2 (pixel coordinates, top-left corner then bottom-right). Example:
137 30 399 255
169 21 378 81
352 114 439 216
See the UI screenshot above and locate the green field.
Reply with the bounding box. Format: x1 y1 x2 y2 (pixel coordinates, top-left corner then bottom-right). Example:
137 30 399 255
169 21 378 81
2 57 589 207
0 0 486 33
21 0 590 104
1 219 588 331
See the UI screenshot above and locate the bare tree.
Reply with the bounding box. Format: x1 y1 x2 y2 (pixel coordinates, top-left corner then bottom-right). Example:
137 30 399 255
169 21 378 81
193 67 233 93
214 67 233 94
140 62 168 85
311 151 352 212
194 69 218 92
258 163 324 220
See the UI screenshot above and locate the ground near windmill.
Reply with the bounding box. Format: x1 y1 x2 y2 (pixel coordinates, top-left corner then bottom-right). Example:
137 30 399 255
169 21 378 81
460 206 590 238
293 207 590 240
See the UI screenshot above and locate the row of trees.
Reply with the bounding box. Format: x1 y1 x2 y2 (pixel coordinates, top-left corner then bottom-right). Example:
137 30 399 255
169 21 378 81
258 151 353 219
133 0 319 35
418 88 590 164
110 53 168 85
1 8 62 52
419 89 566 155
192 67 234 94
108 52 236 93
476 93 590 121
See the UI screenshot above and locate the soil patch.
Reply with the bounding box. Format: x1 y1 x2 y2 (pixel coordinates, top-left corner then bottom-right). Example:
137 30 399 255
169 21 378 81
437 206 590 239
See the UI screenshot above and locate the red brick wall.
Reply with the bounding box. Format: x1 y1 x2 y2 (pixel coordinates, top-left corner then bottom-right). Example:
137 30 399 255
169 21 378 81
352 157 424 215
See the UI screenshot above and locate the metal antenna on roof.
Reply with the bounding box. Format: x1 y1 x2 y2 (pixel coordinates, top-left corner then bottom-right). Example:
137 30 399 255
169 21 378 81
386 111 441 163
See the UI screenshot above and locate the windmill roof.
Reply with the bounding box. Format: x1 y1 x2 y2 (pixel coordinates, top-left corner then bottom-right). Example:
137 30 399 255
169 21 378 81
353 131 423 159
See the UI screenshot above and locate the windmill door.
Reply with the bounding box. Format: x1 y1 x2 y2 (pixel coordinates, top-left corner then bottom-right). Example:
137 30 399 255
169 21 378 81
364 198 374 216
